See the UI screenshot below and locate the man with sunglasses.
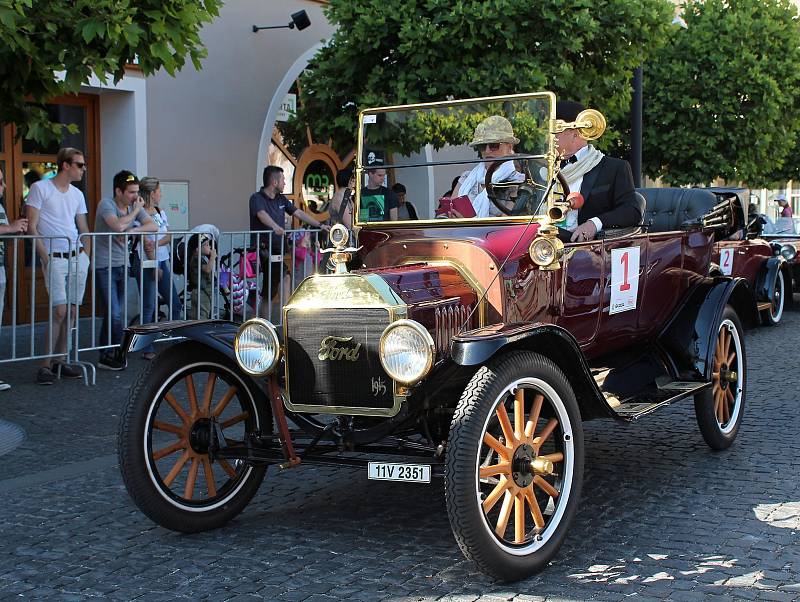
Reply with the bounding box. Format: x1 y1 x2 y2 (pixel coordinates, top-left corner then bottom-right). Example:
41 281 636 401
26 147 92 385
451 115 524 218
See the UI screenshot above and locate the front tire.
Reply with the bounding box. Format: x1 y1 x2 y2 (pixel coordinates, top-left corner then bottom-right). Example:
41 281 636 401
694 306 746 450
445 351 584 581
118 341 269 532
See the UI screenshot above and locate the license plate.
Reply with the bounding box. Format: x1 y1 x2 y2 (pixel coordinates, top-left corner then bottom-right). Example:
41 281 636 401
368 462 431 483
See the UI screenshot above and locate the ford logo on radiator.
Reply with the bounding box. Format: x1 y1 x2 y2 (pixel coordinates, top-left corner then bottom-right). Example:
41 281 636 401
318 336 362 361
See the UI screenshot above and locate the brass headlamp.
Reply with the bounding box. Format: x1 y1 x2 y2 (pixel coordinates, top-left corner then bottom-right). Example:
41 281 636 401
529 225 564 271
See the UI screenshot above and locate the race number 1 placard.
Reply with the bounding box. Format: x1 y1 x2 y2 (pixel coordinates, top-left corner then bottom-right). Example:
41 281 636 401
610 247 641 315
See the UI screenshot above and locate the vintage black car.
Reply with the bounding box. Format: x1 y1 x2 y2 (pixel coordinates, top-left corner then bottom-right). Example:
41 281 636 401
119 93 749 581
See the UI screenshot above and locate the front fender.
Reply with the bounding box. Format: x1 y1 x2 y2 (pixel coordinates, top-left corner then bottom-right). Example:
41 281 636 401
756 255 785 302
451 322 614 420
122 320 241 362
658 277 749 381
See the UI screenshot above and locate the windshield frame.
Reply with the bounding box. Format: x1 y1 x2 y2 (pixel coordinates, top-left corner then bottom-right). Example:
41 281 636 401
354 91 557 228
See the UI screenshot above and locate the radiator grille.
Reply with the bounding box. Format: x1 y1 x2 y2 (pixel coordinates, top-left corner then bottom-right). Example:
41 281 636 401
434 303 470 358
285 308 394 410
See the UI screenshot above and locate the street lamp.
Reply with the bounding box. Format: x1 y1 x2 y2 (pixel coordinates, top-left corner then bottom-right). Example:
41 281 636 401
252 10 311 33
630 14 688 187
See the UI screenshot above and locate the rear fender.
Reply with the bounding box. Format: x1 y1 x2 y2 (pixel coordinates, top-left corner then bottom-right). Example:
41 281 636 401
451 323 614 420
658 278 750 381
123 320 240 362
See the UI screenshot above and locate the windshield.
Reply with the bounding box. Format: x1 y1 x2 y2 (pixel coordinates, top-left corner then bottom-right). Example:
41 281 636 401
355 93 555 225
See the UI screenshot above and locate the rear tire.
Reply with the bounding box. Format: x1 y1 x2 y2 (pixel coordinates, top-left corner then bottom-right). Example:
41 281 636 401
445 351 584 581
118 341 269 532
694 306 746 450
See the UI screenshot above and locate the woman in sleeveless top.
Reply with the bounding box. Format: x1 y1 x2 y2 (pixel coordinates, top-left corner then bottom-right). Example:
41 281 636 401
329 169 355 229
137 177 183 358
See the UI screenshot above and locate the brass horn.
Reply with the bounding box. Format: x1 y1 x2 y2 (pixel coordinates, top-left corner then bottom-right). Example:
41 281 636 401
552 108 607 141
548 202 571 222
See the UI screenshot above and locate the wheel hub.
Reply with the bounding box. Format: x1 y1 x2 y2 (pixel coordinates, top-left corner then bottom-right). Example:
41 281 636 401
511 443 535 487
189 418 213 454
717 364 738 389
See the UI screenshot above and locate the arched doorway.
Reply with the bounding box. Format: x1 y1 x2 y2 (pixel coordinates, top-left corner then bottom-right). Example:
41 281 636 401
257 46 354 226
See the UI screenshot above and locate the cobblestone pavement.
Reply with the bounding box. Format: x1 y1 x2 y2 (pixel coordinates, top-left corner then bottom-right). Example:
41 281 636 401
1 311 800 601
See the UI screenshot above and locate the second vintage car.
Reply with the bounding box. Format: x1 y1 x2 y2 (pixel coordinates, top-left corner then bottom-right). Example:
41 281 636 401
639 186 787 326
118 92 750 581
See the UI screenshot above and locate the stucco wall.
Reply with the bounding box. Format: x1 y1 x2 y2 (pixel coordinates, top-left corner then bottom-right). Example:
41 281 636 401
146 1 334 231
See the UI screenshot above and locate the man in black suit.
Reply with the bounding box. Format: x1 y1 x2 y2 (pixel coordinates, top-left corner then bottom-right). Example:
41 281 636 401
555 101 641 242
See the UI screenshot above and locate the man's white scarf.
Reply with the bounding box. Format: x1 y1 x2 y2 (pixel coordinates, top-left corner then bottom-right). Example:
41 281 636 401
558 145 604 230
560 144 604 186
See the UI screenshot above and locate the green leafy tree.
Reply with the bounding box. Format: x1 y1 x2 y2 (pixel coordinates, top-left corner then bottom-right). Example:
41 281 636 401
0 0 221 144
284 0 674 158
643 0 800 187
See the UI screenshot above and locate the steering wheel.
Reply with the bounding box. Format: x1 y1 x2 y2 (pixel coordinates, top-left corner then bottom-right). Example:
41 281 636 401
484 159 570 216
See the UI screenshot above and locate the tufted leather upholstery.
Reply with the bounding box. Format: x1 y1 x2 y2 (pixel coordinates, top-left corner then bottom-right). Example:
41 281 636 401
637 188 718 233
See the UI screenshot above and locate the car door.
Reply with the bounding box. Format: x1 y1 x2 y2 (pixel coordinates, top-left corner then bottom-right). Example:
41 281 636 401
595 235 649 355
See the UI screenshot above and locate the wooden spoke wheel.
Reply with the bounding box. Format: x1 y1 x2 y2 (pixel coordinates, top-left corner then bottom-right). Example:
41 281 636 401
119 341 269 532
694 306 746 450
446 351 583 581
761 269 785 326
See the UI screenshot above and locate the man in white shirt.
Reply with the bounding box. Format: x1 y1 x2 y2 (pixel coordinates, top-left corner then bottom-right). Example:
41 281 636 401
26 147 92 385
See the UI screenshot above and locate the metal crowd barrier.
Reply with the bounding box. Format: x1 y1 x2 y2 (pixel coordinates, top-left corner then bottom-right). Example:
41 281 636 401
0 228 324 385
0 234 90 378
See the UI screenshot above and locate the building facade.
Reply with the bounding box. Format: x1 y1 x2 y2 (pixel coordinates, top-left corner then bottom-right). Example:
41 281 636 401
145 0 336 232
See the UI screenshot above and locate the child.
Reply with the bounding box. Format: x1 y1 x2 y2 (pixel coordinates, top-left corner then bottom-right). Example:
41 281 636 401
187 233 216 319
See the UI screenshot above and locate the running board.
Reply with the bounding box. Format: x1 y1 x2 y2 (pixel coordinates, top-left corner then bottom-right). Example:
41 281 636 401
756 301 771 312
606 380 711 421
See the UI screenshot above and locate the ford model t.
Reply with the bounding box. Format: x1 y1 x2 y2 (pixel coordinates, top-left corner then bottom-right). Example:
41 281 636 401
119 93 749 581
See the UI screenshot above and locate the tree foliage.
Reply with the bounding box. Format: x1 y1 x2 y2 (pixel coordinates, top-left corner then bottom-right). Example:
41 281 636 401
643 0 800 187
284 0 674 159
0 0 221 144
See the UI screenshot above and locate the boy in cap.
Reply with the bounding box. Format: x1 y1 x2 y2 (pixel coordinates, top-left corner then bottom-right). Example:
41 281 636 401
360 154 399 222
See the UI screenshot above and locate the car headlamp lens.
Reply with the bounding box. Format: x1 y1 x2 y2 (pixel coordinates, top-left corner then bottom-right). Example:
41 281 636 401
781 244 797 261
234 318 281 376
530 238 557 266
379 320 435 385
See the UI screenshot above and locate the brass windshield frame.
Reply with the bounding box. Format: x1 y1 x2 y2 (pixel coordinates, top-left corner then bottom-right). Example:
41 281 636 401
354 91 557 228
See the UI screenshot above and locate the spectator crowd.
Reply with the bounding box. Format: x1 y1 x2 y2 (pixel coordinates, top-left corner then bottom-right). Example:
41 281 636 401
0 147 420 391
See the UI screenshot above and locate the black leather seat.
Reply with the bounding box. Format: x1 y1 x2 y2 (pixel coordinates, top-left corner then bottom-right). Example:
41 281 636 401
596 192 647 239
637 188 718 233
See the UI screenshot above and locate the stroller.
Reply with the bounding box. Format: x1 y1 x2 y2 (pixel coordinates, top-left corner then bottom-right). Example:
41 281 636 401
218 247 260 320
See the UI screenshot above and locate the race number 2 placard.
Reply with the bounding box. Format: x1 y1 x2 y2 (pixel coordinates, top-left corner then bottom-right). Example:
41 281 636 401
719 247 734 276
610 247 641 315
